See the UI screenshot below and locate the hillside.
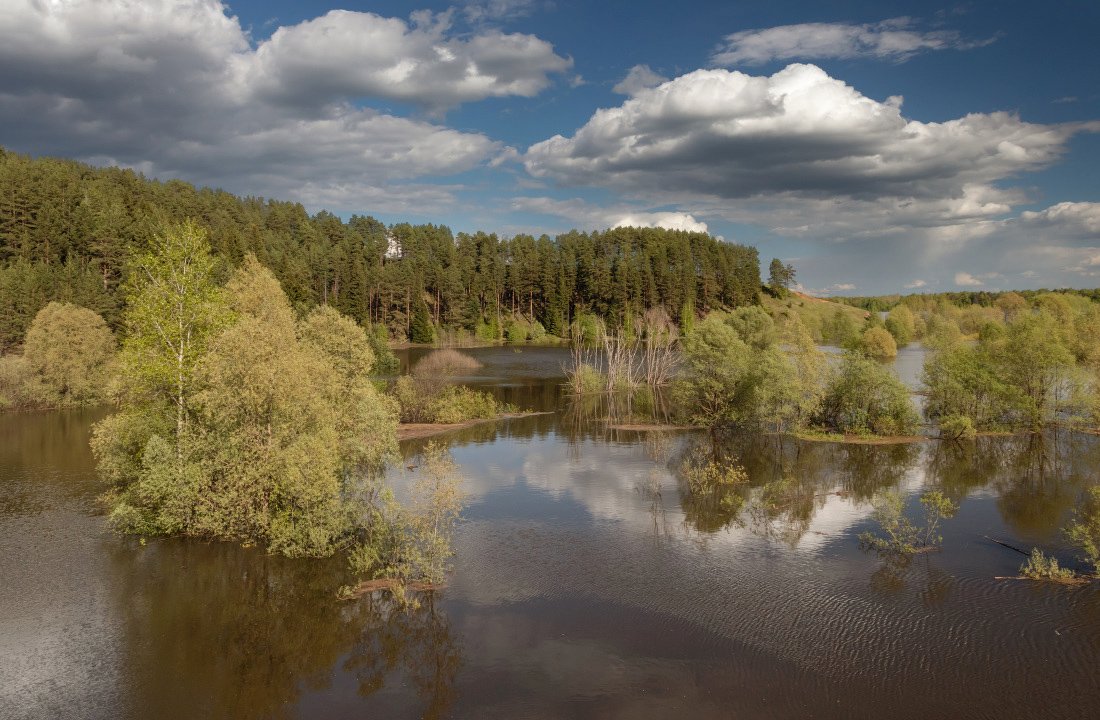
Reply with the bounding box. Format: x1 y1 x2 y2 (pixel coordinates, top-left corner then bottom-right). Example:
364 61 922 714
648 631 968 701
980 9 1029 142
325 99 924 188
763 291 870 343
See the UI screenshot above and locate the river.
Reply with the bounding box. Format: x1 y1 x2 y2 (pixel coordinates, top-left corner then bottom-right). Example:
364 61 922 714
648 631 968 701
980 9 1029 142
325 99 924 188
2 346 1098 719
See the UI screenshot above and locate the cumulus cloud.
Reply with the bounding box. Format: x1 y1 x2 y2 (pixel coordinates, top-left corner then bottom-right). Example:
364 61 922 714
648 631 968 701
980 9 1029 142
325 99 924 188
712 17 996 66
524 63 1098 245
245 9 572 112
904 279 928 289
0 0 570 208
612 64 668 96
954 272 984 286
512 196 709 233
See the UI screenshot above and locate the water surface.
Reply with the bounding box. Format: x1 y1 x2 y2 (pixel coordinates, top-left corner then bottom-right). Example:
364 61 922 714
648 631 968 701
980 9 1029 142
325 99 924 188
2 347 1098 719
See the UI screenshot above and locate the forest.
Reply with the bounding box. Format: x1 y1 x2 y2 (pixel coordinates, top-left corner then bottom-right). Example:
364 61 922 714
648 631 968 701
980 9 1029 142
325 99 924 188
0 147 761 351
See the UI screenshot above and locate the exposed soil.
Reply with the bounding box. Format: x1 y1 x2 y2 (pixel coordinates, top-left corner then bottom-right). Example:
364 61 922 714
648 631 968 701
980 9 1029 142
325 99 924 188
397 411 552 440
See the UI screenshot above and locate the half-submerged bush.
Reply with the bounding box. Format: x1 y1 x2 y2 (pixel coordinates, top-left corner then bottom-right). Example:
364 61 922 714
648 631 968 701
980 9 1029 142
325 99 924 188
817 352 919 436
1067 486 1100 576
938 414 977 441
392 349 502 423
93 227 399 561
859 490 957 555
1020 548 1076 581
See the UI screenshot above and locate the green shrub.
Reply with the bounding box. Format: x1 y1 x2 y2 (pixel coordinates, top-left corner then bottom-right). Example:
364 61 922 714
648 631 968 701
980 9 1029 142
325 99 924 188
817 352 919 436
1020 548 1076 581
568 363 605 394
430 386 499 424
939 414 976 440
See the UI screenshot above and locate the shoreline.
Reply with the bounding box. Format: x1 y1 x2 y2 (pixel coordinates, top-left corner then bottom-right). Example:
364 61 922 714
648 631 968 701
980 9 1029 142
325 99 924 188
397 411 553 440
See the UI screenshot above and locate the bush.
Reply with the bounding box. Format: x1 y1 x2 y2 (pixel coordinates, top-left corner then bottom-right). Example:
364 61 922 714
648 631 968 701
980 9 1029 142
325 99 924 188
1020 548 1076 581
567 363 606 394
1067 486 1100 575
939 414 976 440
413 349 482 378
860 326 898 361
859 489 957 555
367 324 399 374
817 352 919 436
22 301 116 405
430 386 499 424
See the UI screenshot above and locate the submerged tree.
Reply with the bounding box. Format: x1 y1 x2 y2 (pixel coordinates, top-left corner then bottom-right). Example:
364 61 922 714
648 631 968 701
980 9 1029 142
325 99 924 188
94 245 400 559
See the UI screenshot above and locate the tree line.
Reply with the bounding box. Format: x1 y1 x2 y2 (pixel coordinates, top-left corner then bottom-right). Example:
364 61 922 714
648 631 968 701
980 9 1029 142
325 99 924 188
0 147 761 350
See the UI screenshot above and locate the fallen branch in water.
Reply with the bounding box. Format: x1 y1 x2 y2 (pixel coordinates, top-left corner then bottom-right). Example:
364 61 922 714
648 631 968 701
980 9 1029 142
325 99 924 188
994 575 1090 586
984 535 1029 556
340 578 445 599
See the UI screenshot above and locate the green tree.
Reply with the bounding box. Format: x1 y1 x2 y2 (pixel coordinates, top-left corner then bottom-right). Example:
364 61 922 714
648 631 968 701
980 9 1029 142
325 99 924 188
117 220 229 446
860 325 898 361
817 352 919 436
22 301 116 404
768 258 795 298
885 304 915 347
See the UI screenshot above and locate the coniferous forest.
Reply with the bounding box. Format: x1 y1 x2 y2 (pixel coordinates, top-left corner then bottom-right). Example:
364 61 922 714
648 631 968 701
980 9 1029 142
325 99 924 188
0 147 761 351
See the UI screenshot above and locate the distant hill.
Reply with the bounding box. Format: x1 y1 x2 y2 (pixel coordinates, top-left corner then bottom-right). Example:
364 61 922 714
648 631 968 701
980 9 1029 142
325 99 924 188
762 291 869 343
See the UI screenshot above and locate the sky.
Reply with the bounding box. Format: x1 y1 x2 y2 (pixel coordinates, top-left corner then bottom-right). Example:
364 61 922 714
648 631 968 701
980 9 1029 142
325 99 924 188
1 0 1098 295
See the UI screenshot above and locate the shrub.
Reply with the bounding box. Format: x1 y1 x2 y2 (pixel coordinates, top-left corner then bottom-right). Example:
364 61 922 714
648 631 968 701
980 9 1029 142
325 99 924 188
412 348 482 385
817 352 919 436
567 362 606 395
22 301 116 405
1020 548 1076 581
430 386 499 424
1067 486 1100 575
939 414 977 440
860 326 898 361
859 489 958 555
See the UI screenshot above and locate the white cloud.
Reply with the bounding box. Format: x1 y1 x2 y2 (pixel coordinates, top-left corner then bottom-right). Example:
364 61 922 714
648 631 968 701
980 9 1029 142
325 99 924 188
0 0 570 206
524 63 1099 253
829 283 856 291
954 272 983 286
612 64 668 96
904 279 928 289
245 9 572 112
712 17 996 66
512 196 709 233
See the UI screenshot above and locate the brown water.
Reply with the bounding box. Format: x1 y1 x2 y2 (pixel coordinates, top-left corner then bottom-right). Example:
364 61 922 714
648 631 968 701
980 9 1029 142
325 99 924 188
3 346 1099 719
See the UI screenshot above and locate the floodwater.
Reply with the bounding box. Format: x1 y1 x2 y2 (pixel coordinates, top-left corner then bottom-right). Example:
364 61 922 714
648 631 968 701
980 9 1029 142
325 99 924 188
3 346 1100 719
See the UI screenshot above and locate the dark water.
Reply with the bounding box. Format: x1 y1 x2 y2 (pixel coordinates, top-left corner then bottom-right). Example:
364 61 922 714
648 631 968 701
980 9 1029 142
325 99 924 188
3 347 1100 719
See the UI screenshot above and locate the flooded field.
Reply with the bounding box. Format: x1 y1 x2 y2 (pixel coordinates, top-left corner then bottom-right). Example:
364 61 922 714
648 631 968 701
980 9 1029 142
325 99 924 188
2 346 1098 719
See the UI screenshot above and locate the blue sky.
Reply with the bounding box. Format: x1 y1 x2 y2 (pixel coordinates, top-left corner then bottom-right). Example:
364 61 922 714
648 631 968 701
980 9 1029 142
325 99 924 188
1 0 1098 294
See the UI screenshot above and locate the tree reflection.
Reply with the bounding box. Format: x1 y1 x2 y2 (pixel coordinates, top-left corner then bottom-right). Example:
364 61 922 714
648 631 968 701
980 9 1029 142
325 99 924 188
111 539 461 719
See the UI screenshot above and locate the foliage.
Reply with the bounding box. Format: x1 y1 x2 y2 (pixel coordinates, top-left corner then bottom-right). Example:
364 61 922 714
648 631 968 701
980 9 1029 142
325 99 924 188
768 258 796 298
116 220 230 443
367 324 400 374
567 363 606 395
922 310 1077 430
860 326 898 360
393 349 500 424
859 489 958 555
20 301 116 405
677 442 748 532
0 149 761 349
817 352 919 436
1019 548 1076 581
350 442 465 588
938 414 977 440
885 304 916 347
1066 486 1100 575
94 252 399 558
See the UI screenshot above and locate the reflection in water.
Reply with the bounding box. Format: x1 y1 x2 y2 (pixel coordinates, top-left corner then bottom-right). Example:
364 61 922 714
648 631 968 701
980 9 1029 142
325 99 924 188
111 540 461 720
5 348 1100 719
